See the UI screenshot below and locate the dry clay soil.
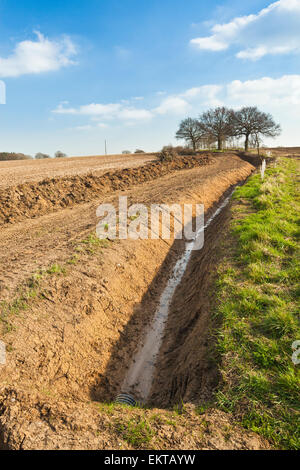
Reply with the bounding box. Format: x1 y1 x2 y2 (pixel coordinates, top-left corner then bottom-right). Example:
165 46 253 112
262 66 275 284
0 153 272 450
0 153 154 189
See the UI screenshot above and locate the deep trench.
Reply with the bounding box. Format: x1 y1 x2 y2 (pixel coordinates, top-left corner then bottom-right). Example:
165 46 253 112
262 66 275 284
150 198 233 408
96 181 248 408
120 190 235 405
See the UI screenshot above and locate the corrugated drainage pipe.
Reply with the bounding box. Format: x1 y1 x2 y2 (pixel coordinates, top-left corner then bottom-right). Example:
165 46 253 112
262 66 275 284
115 393 137 407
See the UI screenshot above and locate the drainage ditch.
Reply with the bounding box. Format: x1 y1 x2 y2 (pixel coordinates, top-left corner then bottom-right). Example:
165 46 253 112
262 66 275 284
117 186 238 406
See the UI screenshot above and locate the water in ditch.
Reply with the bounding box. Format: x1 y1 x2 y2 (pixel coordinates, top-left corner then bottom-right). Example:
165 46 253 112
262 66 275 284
120 190 235 404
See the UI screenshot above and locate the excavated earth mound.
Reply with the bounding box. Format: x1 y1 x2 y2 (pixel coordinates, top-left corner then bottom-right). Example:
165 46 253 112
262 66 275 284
0 155 212 226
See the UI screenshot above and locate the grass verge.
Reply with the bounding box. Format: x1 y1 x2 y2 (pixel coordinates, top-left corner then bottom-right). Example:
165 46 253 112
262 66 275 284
215 157 300 449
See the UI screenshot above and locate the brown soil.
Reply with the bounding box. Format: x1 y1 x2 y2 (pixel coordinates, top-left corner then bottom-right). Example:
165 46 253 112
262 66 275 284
0 154 212 226
1 154 217 298
0 391 270 450
0 153 271 449
268 146 300 156
0 153 155 189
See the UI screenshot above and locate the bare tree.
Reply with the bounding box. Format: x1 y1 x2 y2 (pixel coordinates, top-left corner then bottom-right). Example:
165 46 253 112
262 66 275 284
232 107 281 152
198 107 234 151
175 118 203 151
198 134 216 150
35 152 51 159
55 151 67 158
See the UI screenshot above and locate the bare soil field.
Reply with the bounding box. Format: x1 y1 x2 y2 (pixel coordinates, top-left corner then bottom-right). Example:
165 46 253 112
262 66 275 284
0 152 274 450
0 154 211 226
0 154 238 299
268 146 300 155
0 153 155 189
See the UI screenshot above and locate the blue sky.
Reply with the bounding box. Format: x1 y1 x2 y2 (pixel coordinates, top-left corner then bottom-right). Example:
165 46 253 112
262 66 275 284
0 0 299 156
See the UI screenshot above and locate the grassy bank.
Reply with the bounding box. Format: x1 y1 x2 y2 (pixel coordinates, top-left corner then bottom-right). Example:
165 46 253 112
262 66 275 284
215 157 300 449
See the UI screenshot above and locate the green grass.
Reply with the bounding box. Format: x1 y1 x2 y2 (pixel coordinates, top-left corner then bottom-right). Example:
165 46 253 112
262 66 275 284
46 263 66 275
215 158 300 450
76 233 110 254
116 417 154 448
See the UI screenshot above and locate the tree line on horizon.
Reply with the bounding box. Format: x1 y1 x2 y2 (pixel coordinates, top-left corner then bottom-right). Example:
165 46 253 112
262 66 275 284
0 150 68 161
175 106 281 152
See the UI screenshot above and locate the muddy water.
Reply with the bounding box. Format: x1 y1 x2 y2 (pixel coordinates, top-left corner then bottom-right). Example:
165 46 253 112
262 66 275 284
121 190 235 403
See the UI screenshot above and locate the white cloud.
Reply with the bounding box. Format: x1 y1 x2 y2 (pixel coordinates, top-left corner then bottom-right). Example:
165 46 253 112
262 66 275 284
226 75 300 106
54 102 121 117
53 103 78 114
175 75 300 118
53 101 153 122
71 123 108 131
79 103 122 116
152 85 223 115
181 85 223 106
53 74 300 134
190 0 300 60
119 108 153 120
172 75 300 110
0 31 77 78
154 96 190 115
190 36 228 51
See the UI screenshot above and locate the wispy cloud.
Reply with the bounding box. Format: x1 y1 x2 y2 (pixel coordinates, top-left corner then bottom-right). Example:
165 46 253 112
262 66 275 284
157 75 300 113
154 96 190 115
118 108 153 120
53 101 153 123
55 103 122 116
190 0 300 60
71 123 108 131
0 31 77 78
180 75 300 110
53 74 300 129
226 75 300 106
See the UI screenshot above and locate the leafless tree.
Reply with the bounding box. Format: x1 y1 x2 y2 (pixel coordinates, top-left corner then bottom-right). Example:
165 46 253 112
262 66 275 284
175 118 203 151
198 107 235 151
35 152 51 159
232 107 281 152
55 150 67 158
198 134 216 150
